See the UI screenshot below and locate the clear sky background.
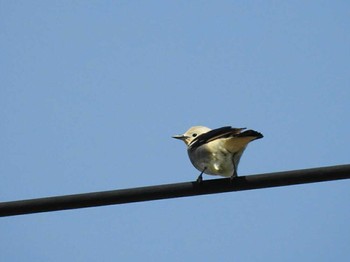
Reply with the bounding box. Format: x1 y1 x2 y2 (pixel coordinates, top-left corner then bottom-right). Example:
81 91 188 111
1 1 350 261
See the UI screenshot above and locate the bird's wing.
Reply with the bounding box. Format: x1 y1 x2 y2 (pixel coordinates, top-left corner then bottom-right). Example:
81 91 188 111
189 126 246 149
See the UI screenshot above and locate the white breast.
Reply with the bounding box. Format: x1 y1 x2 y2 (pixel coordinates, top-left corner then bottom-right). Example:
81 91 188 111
187 141 235 177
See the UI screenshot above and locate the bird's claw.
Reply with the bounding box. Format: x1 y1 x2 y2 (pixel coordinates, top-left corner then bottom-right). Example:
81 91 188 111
196 174 203 183
230 170 238 181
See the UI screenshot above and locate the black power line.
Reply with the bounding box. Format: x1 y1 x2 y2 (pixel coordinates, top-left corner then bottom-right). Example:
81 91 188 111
1 164 350 217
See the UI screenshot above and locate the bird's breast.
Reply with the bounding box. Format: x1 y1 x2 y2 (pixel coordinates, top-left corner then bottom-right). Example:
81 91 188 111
187 143 234 177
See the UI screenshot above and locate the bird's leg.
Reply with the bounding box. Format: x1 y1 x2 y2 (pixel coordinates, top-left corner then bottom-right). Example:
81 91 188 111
196 167 206 183
230 154 238 181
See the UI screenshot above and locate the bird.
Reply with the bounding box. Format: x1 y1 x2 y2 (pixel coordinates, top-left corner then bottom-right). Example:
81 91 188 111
173 125 263 182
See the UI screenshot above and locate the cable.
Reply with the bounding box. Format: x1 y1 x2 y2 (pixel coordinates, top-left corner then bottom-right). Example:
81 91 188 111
1 164 349 217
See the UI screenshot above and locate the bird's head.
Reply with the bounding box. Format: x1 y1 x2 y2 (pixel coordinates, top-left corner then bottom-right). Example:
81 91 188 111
172 126 211 146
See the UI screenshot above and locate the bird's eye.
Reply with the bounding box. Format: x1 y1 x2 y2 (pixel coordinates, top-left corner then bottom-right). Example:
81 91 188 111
192 133 197 137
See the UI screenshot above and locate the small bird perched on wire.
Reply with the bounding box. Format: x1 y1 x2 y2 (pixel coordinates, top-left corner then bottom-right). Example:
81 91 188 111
173 125 263 182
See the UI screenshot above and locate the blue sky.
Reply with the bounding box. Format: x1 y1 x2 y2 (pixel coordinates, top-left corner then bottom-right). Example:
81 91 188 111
1 1 350 261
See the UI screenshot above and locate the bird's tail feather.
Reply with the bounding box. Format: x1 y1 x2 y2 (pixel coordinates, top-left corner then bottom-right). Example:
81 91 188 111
236 130 263 139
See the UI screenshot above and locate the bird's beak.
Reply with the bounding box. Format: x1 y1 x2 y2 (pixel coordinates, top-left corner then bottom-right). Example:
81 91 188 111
172 134 186 140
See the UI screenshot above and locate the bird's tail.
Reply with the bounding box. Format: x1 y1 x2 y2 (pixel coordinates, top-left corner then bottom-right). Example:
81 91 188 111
236 130 263 140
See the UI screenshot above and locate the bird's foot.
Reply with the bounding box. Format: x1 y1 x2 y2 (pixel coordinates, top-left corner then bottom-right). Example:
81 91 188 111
230 170 238 181
196 174 203 183
196 168 206 183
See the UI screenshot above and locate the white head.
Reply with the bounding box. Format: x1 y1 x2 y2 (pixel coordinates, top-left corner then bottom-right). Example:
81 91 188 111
172 126 211 146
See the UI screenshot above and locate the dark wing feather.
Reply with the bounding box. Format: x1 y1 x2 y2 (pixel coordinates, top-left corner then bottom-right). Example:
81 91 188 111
236 130 263 140
189 126 246 149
